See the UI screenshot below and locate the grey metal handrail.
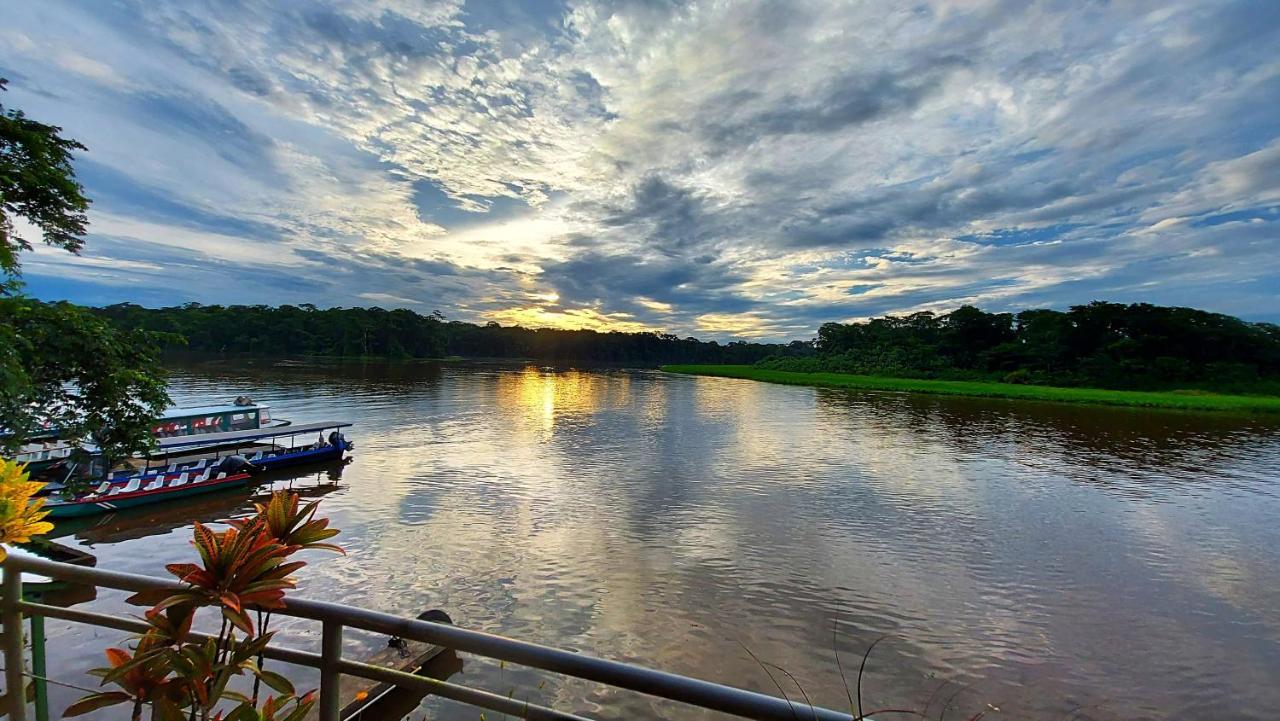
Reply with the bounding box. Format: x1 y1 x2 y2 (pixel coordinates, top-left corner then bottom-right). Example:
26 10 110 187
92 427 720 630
2 554 857 721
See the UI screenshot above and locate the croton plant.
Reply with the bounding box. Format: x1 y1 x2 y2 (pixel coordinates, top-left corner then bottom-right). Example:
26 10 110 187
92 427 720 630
67 491 343 721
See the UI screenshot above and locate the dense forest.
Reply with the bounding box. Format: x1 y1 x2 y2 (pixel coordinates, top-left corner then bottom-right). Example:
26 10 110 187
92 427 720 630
92 303 788 364
761 301 1280 391
90 301 1280 391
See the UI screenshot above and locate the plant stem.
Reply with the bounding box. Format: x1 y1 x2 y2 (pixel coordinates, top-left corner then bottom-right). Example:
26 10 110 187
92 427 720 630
251 609 273 705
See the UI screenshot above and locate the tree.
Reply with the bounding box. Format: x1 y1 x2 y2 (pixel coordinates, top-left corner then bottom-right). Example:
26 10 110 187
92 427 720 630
0 77 169 465
1 299 171 465
0 78 89 288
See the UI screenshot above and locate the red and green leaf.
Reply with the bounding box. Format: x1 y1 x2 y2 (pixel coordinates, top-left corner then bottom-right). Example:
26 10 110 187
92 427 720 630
63 691 131 716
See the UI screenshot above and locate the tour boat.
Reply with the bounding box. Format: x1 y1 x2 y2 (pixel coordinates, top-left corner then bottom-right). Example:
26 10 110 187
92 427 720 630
44 422 353 519
13 398 289 471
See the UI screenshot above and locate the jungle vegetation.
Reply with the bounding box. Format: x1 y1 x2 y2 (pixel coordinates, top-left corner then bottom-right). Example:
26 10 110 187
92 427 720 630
759 303 1280 394
91 302 790 365
92 301 1280 396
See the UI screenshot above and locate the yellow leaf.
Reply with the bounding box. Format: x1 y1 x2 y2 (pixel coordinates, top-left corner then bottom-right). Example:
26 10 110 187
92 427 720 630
0 459 52 547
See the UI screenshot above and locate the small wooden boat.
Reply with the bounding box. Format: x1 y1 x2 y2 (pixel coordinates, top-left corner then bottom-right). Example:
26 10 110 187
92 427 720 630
46 468 345 544
44 468 256 518
45 422 353 519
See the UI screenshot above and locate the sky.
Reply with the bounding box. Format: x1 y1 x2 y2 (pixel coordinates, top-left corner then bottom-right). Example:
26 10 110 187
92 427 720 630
2 0 1278 340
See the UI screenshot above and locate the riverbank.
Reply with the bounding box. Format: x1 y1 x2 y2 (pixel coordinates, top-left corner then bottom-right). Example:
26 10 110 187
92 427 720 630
660 365 1280 413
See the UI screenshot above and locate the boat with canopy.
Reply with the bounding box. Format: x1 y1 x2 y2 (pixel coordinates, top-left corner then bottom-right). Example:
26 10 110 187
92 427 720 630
43 421 353 518
12 398 289 472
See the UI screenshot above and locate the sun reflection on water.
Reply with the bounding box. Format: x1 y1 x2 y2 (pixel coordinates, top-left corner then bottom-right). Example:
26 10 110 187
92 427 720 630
497 367 633 437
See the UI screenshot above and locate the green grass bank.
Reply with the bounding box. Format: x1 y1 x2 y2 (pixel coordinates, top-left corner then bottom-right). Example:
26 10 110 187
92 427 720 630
659 365 1280 413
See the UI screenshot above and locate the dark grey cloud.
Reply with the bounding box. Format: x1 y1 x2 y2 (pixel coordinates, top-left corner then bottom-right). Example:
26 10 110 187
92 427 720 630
75 159 284 241
704 57 966 145
594 175 732 256
540 250 757 315
4 0 1279 339
126 90 281 179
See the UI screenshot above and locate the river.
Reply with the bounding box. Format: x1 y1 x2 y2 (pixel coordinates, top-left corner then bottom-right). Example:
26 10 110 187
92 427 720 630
38 359 1280 720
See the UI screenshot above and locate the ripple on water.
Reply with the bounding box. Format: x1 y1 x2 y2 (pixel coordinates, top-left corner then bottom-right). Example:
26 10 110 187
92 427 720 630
38 362 1280 721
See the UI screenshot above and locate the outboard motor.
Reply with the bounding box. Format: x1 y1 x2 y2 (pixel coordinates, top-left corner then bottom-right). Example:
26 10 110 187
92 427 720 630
218 454 259 475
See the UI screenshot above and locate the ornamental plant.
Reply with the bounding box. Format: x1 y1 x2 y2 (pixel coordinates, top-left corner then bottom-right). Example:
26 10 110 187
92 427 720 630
68 491 343 721
0 458 53 560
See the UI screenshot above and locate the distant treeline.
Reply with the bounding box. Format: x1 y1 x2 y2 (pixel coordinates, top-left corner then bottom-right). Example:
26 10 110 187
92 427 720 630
761 302 1280 391
92 303 787 364
88 301 1280 390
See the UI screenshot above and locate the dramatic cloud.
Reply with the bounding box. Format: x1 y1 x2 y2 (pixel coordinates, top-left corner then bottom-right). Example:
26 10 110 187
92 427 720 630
3 0 1277 339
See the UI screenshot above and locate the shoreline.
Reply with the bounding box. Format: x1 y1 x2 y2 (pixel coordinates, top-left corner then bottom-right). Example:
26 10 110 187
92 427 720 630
659 365 1280 413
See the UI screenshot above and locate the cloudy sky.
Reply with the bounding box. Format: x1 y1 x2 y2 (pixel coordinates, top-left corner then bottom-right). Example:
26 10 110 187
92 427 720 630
3 1 1278 339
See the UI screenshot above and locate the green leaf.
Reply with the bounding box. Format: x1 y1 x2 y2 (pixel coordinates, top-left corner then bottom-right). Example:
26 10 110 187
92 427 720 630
152 694 188 721
223 605 256 636
221 690 253 705
258 669 295 696
236 631 274 662
281 694 317 721
64 691 131 716
100 647 164 686
125 587 178 607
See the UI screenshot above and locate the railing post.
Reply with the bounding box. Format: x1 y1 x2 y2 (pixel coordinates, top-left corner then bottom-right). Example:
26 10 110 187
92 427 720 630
1 562 27 721
319 621 342 721
29 615 46 721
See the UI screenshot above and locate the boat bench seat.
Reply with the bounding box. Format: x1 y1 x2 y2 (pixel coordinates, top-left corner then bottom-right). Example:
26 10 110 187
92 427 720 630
109 478 142 496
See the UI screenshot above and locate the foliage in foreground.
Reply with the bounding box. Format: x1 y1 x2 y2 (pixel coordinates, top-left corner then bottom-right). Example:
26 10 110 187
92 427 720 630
661 365 1280 413
0 297 172 462
67 491 342 721
0 458 52 561
1 77 169 459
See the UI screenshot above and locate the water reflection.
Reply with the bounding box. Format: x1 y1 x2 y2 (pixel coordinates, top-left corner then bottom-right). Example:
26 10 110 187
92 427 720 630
38 361 1280 721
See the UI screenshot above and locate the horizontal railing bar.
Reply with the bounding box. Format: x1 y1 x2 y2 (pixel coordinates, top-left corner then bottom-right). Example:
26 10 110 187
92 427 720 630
19 601 589 721
7 556 854 721
17 600 319 667
335 658 593 721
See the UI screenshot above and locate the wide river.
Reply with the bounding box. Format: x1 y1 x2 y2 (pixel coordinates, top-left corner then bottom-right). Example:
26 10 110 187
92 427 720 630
38 360 1280 720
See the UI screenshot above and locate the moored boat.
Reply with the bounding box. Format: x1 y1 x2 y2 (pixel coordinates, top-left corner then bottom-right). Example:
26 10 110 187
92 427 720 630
45 421 353 519
45 469 256 518
13 397 289 472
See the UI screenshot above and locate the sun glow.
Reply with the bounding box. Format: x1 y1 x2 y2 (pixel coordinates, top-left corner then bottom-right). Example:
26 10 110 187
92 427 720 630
485 306 657 333
693 312 775 337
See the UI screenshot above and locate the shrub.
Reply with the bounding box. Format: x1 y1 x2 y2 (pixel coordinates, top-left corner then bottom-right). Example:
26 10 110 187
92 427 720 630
68 491 343 721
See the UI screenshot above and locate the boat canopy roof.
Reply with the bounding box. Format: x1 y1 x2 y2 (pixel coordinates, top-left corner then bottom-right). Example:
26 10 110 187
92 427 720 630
163 402 266 417
153 421 352 452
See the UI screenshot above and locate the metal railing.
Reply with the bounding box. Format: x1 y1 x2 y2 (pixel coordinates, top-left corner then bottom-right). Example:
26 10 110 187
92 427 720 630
1 555 857 721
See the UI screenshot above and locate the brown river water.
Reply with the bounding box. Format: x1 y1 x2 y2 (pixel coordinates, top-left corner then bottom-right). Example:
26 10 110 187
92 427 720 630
35 359 1280 720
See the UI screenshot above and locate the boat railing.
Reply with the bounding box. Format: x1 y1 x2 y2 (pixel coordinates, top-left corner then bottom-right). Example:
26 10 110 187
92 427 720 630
1 555 857 721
